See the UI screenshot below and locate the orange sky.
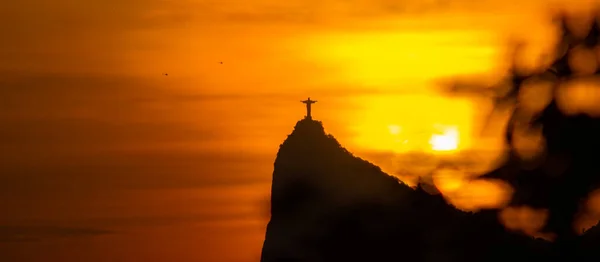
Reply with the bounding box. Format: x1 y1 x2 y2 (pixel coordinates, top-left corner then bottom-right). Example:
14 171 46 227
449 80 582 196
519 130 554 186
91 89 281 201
2 0 600 261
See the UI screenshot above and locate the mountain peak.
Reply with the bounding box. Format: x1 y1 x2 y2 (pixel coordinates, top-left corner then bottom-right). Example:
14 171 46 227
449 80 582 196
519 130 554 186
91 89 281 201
291 118 325 136
261 117 553 262
276 118 348 165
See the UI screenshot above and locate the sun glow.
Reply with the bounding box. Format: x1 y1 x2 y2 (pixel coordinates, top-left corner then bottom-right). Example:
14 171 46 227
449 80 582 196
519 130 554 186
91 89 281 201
300 31 499 88
385 124 460 152
349 94 473 154
429 125 459 152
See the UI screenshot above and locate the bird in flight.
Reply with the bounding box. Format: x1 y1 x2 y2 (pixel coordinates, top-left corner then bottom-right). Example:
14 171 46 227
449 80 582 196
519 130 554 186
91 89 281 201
163 73 168 76
220 61 223 64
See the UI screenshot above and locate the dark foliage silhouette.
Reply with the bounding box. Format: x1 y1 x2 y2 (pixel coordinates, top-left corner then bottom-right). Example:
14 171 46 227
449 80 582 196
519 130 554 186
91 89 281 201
439 8 600 261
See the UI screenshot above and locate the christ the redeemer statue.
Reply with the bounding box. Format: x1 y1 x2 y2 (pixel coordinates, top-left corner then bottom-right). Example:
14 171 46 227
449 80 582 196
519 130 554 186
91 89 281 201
301 97 317 120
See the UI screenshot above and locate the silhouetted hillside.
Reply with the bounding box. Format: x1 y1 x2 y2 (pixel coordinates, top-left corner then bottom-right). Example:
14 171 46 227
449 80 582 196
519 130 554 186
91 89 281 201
261 118 551 262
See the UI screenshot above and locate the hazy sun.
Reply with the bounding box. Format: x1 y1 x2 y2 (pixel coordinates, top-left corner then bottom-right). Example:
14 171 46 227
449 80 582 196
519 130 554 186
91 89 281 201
429 126 459 152
348 94 472 154
384 124 459 152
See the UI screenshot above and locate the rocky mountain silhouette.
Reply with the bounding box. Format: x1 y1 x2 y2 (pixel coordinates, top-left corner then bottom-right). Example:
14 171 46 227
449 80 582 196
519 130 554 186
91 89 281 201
260 118 563 262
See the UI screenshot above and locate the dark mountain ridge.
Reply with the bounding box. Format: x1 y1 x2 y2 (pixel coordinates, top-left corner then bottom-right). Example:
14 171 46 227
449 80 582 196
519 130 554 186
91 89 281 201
261 118 558 262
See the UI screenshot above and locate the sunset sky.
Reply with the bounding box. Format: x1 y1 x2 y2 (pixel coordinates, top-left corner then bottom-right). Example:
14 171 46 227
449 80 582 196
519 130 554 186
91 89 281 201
1 0 599 261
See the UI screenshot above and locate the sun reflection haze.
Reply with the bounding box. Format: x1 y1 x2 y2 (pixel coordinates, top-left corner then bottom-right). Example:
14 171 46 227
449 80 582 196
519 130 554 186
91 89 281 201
348 94 474 154
429 125 460 152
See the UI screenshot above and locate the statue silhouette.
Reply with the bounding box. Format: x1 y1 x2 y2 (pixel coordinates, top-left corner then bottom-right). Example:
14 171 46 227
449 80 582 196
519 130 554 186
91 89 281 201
301 97 317 120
